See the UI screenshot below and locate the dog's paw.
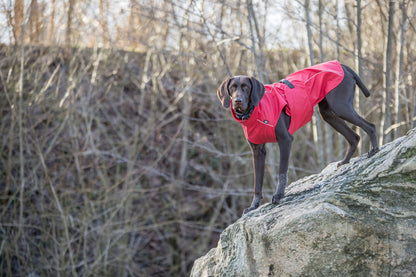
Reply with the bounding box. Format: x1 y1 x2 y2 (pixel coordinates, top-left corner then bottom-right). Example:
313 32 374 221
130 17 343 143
337 160 349 168
243 202 260 215
243 206 256 215
272 193 284 205
368 147 380 158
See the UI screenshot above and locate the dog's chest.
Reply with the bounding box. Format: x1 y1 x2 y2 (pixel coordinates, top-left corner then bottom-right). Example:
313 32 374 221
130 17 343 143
231 89 287 144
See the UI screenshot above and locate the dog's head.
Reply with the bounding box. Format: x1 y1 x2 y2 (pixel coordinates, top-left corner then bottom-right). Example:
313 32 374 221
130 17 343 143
217 76 265 114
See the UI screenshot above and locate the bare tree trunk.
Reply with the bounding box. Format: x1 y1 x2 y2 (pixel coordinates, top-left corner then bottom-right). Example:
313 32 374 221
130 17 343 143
335 0 344 161
13 0 24 44
318 0 332 163
100 0 108 46
380 0 394 145
305 0 324 167
394 0 405 138
318 0 324 64
246 0 268 81
356 0 363 79
128 0 135 44
179 88 192 178
335 0 341 61
305 0 314 65
410 75 415 129
405 2 416 130
49 0 56 43
66 0 75 48
29 0 40 43
17 2 25 240
355 0 364 154
179 80 192 178
177 1 194 180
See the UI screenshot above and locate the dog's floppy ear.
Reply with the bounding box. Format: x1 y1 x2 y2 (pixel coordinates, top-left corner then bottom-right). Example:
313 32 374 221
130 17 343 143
249 76 265 106
217 77 232 108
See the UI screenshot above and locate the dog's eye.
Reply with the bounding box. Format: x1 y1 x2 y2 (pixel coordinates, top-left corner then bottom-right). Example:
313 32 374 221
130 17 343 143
241 84 249 90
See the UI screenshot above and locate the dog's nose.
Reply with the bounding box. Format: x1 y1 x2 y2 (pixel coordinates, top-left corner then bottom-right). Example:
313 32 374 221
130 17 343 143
234 97 243 103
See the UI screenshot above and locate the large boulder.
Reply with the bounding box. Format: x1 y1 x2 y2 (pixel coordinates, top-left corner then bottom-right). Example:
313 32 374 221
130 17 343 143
191 128 416 276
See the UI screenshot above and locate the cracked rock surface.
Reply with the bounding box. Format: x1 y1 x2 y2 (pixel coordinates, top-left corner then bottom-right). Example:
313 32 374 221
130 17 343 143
191 128 416 277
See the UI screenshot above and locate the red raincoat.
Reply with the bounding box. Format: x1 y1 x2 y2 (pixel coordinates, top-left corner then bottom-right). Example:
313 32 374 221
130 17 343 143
231 60 344 144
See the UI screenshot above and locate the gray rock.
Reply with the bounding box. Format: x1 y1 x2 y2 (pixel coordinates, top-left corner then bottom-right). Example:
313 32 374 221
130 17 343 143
191 128 416 277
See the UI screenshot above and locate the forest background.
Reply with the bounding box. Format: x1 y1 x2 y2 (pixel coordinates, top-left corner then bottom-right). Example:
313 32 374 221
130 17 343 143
1 0 415 276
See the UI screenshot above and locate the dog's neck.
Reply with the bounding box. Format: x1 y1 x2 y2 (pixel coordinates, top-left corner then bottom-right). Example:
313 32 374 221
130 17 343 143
235 104 254 120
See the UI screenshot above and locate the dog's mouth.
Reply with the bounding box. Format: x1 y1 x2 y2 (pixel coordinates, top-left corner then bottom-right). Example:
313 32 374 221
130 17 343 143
233 102 254 120
233 101 248 114
235 106 246 114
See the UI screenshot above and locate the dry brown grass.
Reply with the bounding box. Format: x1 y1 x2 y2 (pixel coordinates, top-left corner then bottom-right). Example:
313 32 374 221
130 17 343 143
0 45 253 276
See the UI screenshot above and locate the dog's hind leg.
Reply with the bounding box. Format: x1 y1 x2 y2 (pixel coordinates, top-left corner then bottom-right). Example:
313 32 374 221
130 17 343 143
342 111 379 157
318 99 360 166
327 101 379 158
325 71 380 158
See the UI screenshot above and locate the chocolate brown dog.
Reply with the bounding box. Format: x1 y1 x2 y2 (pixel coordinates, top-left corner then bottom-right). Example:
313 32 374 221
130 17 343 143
217 61 379 214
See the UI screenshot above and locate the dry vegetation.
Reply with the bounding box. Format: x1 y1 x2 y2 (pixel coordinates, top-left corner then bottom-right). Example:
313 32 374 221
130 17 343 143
1 1 416 276
0 45 241 275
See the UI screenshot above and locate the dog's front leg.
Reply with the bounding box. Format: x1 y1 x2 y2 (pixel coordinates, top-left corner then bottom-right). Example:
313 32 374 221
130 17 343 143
272 124 293 204
243 143 266 215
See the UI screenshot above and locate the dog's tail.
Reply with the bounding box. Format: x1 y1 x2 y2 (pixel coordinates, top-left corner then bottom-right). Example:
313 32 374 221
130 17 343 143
342 64 371 97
